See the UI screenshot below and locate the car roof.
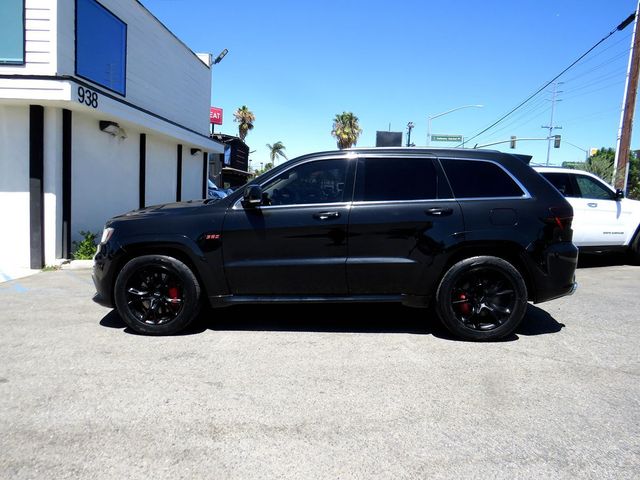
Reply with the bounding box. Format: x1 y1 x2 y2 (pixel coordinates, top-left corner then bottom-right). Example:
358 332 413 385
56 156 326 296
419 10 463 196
291 147 532 164
533 165 600 177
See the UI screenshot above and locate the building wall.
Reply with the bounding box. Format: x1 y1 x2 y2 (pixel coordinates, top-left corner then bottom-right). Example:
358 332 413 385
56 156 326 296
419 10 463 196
43 107 63 264
182 149 204 201
0 1 221 271
0 105 31 269
71 110 138 241
56 0 212 136
145 135 178 207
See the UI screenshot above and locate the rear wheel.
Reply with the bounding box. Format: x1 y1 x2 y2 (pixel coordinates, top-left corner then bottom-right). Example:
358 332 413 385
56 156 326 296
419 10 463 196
435 256 528 341
114 255 200 335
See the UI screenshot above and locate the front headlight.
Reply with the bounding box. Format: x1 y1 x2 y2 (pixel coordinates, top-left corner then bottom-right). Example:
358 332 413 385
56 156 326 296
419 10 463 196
100 227 115 244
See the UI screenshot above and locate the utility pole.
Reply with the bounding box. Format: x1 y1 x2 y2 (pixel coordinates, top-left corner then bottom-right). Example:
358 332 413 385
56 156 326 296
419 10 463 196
406 122 414 147
613 1 640 191
541 81 563 166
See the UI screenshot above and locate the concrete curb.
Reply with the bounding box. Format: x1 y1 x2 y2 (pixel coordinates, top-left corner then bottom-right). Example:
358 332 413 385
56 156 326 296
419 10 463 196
60 260 94 270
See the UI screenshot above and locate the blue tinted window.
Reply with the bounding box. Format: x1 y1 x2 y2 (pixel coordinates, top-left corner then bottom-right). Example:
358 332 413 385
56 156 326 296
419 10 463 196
0 0 24 64
76 0 127 95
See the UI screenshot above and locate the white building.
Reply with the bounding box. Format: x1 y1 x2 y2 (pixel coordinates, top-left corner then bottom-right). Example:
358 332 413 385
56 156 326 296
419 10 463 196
0 0 223 272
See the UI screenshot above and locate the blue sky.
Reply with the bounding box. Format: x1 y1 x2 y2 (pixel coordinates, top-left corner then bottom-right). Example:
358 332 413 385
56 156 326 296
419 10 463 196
143 0 639 169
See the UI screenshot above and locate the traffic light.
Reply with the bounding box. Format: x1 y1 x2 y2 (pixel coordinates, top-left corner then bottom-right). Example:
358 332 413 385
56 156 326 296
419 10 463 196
554 135 561 148
510 136 516 149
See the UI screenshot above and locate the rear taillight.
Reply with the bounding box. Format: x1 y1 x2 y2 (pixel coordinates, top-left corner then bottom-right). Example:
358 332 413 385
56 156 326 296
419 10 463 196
544 206 573 241
548 206 573 230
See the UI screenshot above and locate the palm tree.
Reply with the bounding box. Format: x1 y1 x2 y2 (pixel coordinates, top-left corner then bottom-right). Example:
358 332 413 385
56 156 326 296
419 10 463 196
266 141 288 164
331 112 362 149
233 105 255 141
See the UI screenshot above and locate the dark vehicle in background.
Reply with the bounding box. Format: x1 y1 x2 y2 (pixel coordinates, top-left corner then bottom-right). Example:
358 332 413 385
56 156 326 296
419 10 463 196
207 179 231 200
93 148 577 341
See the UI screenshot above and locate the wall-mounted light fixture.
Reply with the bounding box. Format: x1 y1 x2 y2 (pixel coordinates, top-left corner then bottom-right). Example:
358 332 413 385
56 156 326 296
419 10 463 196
190 148 202 155
213 48 228 65
99 120 127 138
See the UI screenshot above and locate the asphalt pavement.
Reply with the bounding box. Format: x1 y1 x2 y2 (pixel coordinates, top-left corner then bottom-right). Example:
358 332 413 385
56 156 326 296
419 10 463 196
0 258 638 479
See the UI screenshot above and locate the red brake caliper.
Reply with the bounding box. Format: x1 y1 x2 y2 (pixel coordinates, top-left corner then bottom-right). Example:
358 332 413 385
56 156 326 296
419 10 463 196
456 293 472 316
168 287 180 307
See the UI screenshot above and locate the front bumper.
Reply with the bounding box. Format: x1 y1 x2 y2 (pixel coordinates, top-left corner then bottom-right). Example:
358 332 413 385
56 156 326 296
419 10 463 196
91 241 120 308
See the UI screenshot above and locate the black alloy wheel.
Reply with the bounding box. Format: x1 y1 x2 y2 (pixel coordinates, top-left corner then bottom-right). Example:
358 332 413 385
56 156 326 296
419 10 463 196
450 268 517 331
125 265 184 325
436 256 528 341
114 255 201 335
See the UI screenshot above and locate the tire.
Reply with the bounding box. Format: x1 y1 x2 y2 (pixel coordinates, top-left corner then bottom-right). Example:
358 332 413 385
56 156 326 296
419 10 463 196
629 228 640 265
435 256 528 341
114 255 201 335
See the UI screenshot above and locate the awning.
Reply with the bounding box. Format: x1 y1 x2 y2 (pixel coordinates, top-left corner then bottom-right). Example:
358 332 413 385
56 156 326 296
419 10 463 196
221 167 252 176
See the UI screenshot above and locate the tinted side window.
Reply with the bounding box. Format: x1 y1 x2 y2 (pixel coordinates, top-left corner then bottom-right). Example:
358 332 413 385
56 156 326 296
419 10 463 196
540 172 577 197
441 159 524 198
356 157 438 201
262 159 348 206
574 174 615 200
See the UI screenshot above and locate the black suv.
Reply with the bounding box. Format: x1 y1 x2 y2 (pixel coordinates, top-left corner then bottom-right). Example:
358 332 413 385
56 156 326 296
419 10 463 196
93 148 577 341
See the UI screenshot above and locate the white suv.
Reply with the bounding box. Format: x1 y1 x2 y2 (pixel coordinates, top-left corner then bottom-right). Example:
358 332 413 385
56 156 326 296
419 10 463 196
534 166 640 261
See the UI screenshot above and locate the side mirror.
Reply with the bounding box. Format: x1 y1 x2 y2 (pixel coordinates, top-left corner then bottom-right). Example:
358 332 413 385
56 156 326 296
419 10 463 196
615 188 625 201
242 185 263 208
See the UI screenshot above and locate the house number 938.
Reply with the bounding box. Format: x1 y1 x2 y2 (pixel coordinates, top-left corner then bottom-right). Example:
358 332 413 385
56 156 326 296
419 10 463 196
77 86 98 108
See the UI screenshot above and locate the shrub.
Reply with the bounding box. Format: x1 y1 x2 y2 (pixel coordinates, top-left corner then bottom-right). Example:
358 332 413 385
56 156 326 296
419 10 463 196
72 230 98 260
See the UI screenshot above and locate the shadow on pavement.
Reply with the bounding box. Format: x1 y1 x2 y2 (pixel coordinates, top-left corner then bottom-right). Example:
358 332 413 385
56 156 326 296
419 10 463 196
577 252 629 269
99 309 208 336
99 301 565 341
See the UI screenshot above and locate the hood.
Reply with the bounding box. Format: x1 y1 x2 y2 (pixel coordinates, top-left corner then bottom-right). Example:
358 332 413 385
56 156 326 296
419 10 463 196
114 199 210 220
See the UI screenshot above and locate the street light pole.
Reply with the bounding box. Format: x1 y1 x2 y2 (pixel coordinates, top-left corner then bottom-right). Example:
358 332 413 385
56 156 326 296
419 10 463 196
427 104 483 146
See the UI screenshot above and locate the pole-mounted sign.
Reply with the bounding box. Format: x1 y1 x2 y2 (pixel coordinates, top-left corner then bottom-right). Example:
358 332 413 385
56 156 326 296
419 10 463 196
210 107 223 125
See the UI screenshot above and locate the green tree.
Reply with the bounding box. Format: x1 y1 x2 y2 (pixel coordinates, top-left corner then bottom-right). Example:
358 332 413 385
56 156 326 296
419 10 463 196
331 112 362 149
233 105 255 141
253 162 273 177
580 148 639 200
266 141 288 164
583 147 615 180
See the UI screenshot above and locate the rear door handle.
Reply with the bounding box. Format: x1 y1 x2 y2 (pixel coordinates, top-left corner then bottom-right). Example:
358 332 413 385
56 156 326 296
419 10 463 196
425 207 454 217
587 202 598 208
313 211 341 220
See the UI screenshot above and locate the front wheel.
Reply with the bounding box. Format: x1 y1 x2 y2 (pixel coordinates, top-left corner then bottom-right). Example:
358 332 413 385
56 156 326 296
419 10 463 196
114 255 201 335
435 256 528 341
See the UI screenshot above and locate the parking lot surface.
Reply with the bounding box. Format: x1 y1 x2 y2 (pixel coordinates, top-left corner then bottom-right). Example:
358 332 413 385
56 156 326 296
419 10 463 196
1 259 639 479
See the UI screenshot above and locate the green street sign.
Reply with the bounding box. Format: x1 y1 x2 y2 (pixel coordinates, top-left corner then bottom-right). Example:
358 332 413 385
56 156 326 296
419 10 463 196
431 134 463 142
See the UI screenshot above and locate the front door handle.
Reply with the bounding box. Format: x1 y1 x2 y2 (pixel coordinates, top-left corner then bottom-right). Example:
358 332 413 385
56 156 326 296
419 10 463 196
587 202 598 208
313 211 341 220
425 207 454 217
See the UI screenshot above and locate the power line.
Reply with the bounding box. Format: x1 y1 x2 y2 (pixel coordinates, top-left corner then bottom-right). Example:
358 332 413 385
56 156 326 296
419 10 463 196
562 50 630 82
562 79 625 101
563 68 627 94
459 12 636 148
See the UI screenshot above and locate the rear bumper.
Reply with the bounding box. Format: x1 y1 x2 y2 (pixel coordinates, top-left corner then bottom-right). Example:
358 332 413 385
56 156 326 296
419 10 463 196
530 242 579 303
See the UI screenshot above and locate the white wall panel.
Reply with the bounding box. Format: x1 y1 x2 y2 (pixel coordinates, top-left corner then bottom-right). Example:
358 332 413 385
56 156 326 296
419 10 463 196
182 149 204 201
71 111 138 243
146 136 177 207
0 106 31 270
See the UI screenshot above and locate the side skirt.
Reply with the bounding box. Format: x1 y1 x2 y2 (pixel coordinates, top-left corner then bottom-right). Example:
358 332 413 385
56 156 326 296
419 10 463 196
208 294 431 308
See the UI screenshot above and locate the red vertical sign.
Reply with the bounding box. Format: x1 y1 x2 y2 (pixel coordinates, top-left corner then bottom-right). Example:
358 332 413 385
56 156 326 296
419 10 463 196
210 107 223 125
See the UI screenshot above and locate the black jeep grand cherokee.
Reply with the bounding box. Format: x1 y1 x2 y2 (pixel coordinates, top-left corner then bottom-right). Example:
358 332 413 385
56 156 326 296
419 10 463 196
93 148 577 341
